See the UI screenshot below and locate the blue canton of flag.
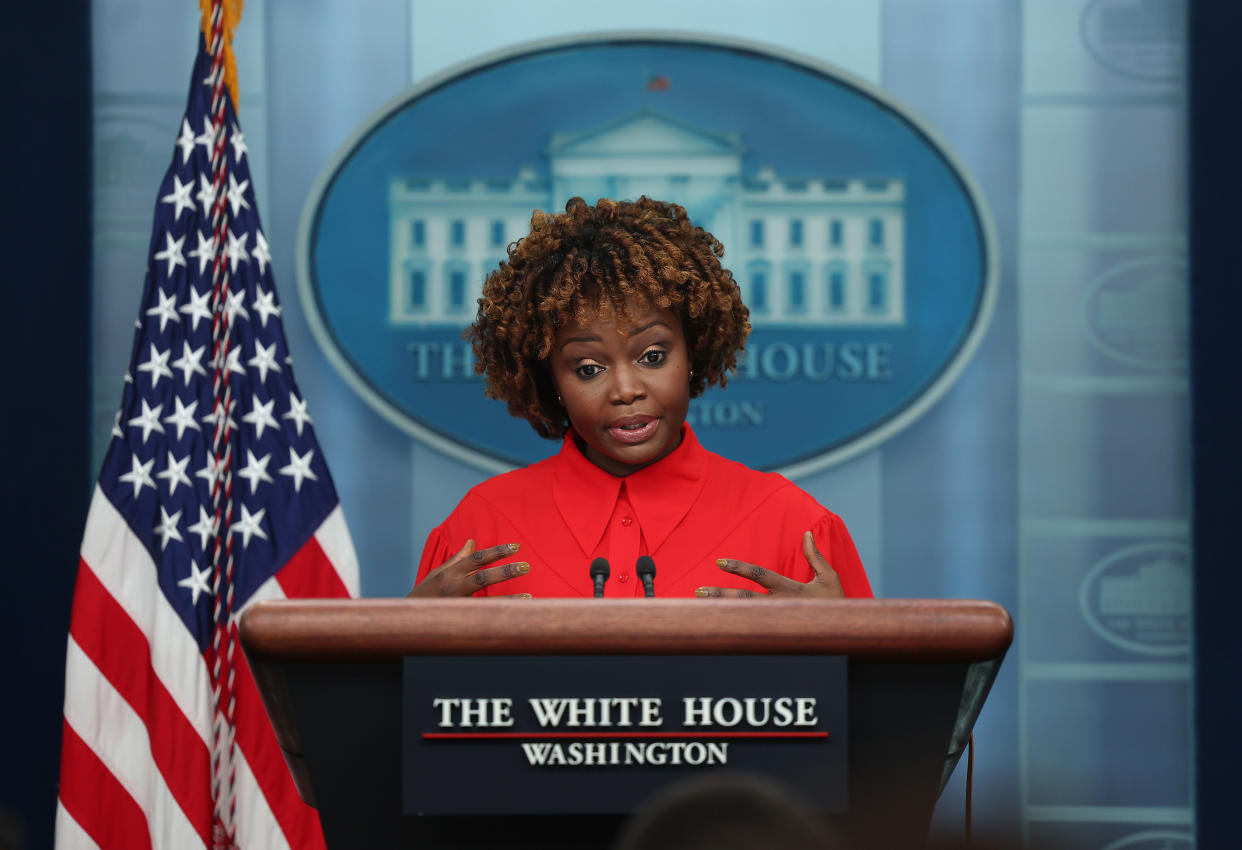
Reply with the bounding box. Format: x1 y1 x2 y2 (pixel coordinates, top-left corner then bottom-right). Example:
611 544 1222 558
57 18 358 850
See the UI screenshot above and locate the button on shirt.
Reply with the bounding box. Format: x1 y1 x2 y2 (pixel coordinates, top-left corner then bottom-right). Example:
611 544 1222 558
416 425 873 599
606 491 639 591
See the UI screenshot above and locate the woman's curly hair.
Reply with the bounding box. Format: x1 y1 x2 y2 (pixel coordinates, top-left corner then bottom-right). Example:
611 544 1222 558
469 196 751 439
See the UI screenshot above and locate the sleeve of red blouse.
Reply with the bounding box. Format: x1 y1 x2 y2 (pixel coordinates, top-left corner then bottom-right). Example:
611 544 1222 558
414 506 494 597
415 522 455 587
809 512 874 599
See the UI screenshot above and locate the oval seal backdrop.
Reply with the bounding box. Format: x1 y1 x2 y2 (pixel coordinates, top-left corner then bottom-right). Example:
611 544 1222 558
298 33 997 474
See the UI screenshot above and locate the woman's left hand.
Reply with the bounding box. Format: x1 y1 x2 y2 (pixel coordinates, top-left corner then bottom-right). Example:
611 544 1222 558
696 531 845 598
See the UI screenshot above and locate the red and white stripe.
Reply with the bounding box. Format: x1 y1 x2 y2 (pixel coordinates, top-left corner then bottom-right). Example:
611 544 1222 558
56 487 359 849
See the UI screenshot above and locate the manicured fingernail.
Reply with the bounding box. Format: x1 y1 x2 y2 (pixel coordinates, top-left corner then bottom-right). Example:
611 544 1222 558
517 593 533 599
716 558 729 568
507 542 520 553
515 562 530 574
694 588 709 597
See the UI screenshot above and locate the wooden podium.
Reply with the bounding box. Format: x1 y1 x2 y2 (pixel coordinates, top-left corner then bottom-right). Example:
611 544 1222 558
240 598 1012 849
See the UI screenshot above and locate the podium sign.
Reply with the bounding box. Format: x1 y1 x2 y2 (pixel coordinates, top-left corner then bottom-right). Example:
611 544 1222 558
402 655 847 815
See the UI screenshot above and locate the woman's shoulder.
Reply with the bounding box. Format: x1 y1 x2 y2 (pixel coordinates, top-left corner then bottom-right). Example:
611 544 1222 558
428 456 561 546
456 454 559 508
701 446 816 507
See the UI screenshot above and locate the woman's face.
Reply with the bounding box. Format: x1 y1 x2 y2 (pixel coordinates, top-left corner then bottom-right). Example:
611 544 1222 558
550 304 691 477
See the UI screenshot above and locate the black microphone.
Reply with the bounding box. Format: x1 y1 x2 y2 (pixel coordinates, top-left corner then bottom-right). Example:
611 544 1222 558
590 557 610 598
636 556 656 598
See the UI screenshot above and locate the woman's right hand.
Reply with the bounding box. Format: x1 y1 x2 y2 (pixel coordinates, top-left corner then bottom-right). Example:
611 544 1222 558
407 539 532 597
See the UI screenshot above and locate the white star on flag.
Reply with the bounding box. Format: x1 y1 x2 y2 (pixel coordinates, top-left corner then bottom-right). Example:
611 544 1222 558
153 506 185 551
230 504 269 548
225 228 249 272
195 174 218 218
226 173 251 216
194 116 216 152
171 341 207 386
161 174 195 219
146 288 181 332
175 118 196 164
178 286 213 330
187 505 217 551
217 345 245 378
283 393 313 437
195 454 223 491
187 230 216 275
127 399 166 443
156 451 193 495
248 341 281 383
242 397 279 438
238 449 274 493
136 343 173 388
224 287 250 324
117 454 156 498
252 286 281 327
230 122 247 161
177 560 213 606
251 230 271 275
163 396 202 439
153 232 187 277
279 447 319 493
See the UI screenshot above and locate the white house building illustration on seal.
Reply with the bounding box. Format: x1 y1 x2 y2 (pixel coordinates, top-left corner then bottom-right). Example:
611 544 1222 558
388 109 905 328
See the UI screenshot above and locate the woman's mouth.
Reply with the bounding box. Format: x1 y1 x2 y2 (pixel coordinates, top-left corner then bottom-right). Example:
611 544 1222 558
607 416 659 444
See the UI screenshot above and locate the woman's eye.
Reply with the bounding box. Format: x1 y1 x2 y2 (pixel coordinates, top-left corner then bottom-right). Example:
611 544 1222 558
640 349 667 365
576 364 603 378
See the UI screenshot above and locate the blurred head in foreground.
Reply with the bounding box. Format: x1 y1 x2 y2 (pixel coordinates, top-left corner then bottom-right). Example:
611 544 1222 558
612 772 840 850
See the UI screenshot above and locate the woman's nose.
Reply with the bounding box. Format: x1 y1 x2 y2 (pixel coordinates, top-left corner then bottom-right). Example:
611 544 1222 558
609 364 646 404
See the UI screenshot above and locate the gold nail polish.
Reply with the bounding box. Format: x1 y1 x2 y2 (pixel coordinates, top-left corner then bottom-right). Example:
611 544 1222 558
694 588 709 598
716 558 728 568
516 562 530 574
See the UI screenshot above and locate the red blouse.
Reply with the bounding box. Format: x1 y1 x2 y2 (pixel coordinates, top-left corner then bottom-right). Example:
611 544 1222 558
416 425 873 599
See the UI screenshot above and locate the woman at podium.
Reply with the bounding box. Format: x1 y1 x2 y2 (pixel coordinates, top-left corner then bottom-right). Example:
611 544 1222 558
410 197 873 601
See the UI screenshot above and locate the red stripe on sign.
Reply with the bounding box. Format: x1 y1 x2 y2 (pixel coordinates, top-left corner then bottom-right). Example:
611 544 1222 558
275 534 351 599
69 559 213 846
422 731 830 740
59 719 154 850
226 632 328 850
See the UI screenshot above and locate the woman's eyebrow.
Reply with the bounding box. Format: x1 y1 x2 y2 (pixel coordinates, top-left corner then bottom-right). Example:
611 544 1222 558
559 320 670 348
625 320 671 337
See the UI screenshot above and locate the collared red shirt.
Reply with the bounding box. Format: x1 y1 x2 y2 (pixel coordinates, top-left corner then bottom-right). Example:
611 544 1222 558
416 425 873 598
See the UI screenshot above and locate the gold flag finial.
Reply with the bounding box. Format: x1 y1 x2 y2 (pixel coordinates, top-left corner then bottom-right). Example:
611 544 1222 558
199 0 245 108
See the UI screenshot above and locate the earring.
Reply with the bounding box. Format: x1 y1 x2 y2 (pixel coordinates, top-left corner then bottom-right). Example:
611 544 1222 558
556 394 563 405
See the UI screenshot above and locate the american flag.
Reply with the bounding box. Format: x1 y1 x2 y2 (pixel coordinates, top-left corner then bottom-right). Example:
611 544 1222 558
55 9 358 850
